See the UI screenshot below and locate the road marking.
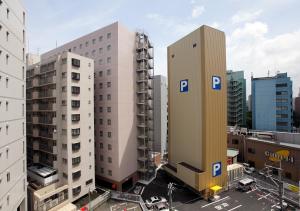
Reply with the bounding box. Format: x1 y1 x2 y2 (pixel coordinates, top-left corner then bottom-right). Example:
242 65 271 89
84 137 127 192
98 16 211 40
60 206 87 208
227 205 242 211
246 188 257 194
201 196 230 208
258 193 271 200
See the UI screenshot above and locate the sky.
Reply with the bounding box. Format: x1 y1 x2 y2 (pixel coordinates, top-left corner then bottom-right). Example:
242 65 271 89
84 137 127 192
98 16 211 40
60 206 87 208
24 0 300 97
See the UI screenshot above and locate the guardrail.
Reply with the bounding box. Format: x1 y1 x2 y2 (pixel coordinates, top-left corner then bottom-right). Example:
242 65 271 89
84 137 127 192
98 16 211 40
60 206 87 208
110 191 149 211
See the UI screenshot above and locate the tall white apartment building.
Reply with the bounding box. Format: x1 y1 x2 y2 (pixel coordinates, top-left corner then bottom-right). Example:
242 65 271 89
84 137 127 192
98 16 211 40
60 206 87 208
26 52 95 211
42 22 154 191
0 0 27 210
153 75 168 158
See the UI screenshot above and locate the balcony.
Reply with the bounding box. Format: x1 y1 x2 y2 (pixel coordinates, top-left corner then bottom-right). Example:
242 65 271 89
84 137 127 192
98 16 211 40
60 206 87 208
38 90 56 99
38 103 56 111
38 117 57 125
39 76 56 86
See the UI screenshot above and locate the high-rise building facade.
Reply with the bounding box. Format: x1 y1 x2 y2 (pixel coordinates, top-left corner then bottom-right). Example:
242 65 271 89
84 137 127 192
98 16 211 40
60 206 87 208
165 25 227 195
252 73 293 132
294 89 300 128
42 22 154 190
227 70 247 126
153 75 168 157
26 52 95 210
0 0 27 210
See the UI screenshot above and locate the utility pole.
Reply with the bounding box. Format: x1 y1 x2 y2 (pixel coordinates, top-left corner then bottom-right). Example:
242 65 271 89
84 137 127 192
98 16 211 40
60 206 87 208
168 183 175 211
265 161 284 210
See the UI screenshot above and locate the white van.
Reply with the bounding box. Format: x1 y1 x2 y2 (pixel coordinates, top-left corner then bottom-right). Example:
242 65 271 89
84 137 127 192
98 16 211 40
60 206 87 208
237 178 255 192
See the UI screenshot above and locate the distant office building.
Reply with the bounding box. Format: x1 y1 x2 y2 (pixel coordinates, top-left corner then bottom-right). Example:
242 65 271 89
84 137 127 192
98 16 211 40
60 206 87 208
252 73 293 132
294 89 300 128
42 22 155 190
165 25 227 195
227 70 247 126
248 95 252 112
0 1 27 210
26 53 95 210
153 75 168 157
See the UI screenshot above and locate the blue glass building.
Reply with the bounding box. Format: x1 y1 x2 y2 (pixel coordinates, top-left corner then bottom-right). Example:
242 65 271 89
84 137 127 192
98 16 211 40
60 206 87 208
252 73 293 132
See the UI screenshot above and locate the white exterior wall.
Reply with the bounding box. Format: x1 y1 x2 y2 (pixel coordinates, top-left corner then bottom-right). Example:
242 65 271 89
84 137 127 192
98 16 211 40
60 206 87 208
153 75 168 157
0 0 27 210
42 22 138 187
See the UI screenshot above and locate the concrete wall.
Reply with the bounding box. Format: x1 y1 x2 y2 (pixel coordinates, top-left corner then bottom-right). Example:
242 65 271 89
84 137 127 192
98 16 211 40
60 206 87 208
153 75 168 156
0 0 27 210
167 25 227 193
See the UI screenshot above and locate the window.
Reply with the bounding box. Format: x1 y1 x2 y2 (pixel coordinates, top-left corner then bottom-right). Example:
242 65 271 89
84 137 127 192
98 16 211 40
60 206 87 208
99 36 103 42
6 8 9 19
6 77 8 88
99 83 103 88
85 41 89 47
276 98 288 103
277 121 288 126
107 33 111 39
99 119 103 125
108 132 112 138
72 143 80 151
23 30 25 43
72 156 81 165
107 57 111 64
99 71 103 77
107 119 111 125
108 170 112 176
7 172 10 182
99 95 103 101
276 114 288 118
71 100 80 108
92 50 96 56
108 157 112 163
92 39 96 44
100 155 103 161
99 48 103 54
99 107 103 112
276 83 287 87
98 59 103 65
107 44 111 51
85 52 89 57
100 168 104 173
72 114 80 122
72 186 81 196
107 94 111 100
107 107 111 113
72 72 80 80
276 106 288 111
100 131 103 137
23 12 26 24
6 31 9 41
107 69 111 76
72 128 80 136
71 58 80 67
247 148 255 154
107 82 111 88
108 144 112 150
6 54 9 64
86 179 93 185
73 46 77 52
276 91 287 95
71 86 80 94
80 44 82 49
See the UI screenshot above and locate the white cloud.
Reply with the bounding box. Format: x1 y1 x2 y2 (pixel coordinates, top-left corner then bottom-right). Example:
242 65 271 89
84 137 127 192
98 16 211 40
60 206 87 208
192 5 205 18
227 21 300 96
231 10 263 24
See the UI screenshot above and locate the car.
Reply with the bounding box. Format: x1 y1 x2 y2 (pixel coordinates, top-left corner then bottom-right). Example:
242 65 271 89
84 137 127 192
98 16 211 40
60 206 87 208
208 194 221 202
154 202 169 211
236 178 255 192
145 196 167 208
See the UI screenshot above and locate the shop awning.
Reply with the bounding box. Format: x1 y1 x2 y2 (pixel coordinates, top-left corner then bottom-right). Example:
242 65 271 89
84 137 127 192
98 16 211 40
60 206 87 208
210 185 222 192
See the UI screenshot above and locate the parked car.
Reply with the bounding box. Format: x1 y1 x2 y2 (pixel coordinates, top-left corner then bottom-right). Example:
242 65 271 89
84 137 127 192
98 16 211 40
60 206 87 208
236 178 255 192
154 202 169 211
208 194 221 202
146 196 167 208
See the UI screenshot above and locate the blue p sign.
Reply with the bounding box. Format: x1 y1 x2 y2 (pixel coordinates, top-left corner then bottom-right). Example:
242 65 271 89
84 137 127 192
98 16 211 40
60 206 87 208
212 162 222 177
180 79 188 93
212 76 221 90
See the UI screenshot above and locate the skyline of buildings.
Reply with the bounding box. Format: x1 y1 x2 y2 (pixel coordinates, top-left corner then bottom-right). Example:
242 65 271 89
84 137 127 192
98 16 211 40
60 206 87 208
0 0 27 210
227 70 247 127
26 52 95 210
252 73 293 132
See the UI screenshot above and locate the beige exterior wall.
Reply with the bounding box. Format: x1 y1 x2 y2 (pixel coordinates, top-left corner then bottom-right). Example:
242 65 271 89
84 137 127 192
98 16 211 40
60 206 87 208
26 52 95 210
167 25 227 194
42 22 138 189
0 0 27 210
